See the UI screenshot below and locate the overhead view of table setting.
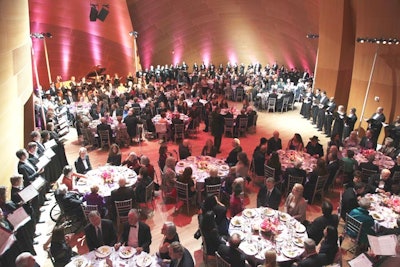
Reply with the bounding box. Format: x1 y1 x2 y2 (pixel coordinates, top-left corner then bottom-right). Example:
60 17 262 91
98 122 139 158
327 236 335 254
277 149 317 172
364 193 400 230
342 148 395 170
228 207 308 264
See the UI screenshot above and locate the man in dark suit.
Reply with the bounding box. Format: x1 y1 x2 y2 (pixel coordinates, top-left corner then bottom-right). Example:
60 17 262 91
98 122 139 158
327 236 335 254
267 131 282 155
84 211 117 251
110 177 135 218
366 106 386 142
340 182 366 220
359 130 376 150
306 201 339 245
124 109 139 141
257 178 282 210
358 154 379 173
74 147 92 174
211 107 225 153
253 144 267 176
294 238 326 267
284 160 307 183
368 169 393 194
16 149 42 187
97 117 113 142
30 130 45 156
317 91 329 131
169 241 194 267
217 233 246 267
117 209 152 253
325 153 340 190
305 136 324 158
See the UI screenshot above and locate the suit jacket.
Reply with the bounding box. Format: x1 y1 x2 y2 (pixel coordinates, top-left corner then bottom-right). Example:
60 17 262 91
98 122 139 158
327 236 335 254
18 161 39 187
305 142 324 158
178 144 191 160
358 162 379 173
341 188 358 220
267 138 282 155
306 214 339 244
97 123 112 140
284 167 307 182
257 185 281 210
211 112 225 137
296 253 326 267
368 174 393 194
217 244 246 267
120 221 152 253
84 219 117 251
74 155 92 174
170 248 194 267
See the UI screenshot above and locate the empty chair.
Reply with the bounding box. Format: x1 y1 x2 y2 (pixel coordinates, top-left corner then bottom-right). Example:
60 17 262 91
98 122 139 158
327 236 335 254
280 97 290 112
114 199 132 231
98 129 111 149
310 175 329 204
115 126 130 147
155 123 168 141
82 128 97 149
237 118 248 137
267 98 276 112
344 213 363 253
264 165 275 179
205 184 221 199
174 124 185 143
235 87 244 102
224 118 235 137
187 117 200 138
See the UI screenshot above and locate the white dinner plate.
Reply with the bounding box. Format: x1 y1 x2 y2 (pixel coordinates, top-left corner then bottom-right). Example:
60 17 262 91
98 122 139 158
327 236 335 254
66 257 88 267
95 246 112 258
239 242 258 256
136 253 153 267
295 223 306 233
119 246 136 259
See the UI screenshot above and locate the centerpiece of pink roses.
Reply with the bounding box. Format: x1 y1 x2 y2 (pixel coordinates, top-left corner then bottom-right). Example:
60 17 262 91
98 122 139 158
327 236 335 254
383 196 400 214
260 218 279 235
101 169 114 184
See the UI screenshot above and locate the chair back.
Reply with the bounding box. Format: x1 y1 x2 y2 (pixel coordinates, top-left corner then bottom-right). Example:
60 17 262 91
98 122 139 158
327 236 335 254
235 87 244 102
174 124 185 142
361 168 377 183
281 97 290 112
155 123 167 134
206 184 221 199
345 213 363 244
224 118 235 136
176 181 189 201
98 130 111 148
114 199 132 229
81 204 99 221
144 181 155 203
82 128 96 147
267 98 276 112
392 171 400 184
238 118 248 136
311 174 329 204
287 175 304 195
264 165 275 179
216 251 231 267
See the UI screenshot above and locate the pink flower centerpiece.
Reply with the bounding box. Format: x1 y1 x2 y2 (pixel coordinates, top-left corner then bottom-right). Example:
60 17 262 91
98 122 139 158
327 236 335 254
260 218 279 235
383 196 400 214
101 169 114 184
361 149 375 158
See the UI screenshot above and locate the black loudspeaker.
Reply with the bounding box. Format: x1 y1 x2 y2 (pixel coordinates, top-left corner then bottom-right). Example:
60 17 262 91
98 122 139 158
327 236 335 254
97 7 109 22
89 6 98 21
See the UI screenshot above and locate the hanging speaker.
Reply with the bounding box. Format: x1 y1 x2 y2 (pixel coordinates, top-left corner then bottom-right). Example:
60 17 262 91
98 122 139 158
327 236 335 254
97 7 109 22
89 6 98 21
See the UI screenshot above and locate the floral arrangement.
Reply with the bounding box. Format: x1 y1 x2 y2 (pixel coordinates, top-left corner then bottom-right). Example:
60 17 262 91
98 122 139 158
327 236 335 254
260 218 279 235
197 161 208 170
383 196 400 214
101 170 114 184
361 149 376 158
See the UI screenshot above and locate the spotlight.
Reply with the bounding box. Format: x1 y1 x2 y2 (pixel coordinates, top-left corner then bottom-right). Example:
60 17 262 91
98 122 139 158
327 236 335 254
388 39 393 45
395 39 400 45
97 5 109 22
306 34 319 39
357 38 365 43
42 32 52 38
89 4 98 22
129 31 138 38
382 39 387 44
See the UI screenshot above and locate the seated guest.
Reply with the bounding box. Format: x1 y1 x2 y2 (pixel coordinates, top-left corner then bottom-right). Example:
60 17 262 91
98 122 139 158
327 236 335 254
253 144 267 176
305 135 324 158
257 177 282 210
303 158 328 202
265 151 282 182
253 137 268 155
134 167 152 203
110 177 135 218
82 185 107 217
348 197 375 253
368 168 392 194
107 144 122 166
284 183 307 223
199 210 225 256
163 155 177 173
340 182 366 220
344 130 360 148
74 147 92 174
205 167 222 187
341 149 358 183
235 152 250 180
178 139 192 160
317 226 339 265
293 238 326 267
168 241 195 267
84 211 117 251
55 184 83 219
159 222 180 260
230 183 244 217
263 250 277 267
226 138 243 166
359 129 375 150
171 112 183 134
234 109 248 135
346 170 362 189
217 233 246 267
97 117 113 142
358 154 380 173
140 156 157 188
202 195 229 237
286 133 304 151
50 226 76 266
307 201 339 245
284 159 307 188
177 167 196 198
390 156 400 177
61 165 86 191
325 153 340 190
223 167 237 195
201 139 218 157
379 137 397 159
267 130 283 155
116 209 152 253
121 151 141 174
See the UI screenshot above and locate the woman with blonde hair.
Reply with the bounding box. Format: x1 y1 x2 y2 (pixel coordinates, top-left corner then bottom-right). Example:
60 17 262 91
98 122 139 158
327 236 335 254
284 183 307 223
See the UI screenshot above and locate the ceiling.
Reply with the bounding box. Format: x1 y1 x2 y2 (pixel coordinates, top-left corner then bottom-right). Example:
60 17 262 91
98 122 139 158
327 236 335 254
29 0 320 85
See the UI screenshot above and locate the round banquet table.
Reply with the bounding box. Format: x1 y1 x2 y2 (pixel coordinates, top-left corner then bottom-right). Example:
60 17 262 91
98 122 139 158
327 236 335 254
75 166 137 197
341 148 395 170
66 246 159 267
175 156 230 203
277 150 317 172
229 208 308 264
151 112 190 125
364 193 400 229
88 119 117 135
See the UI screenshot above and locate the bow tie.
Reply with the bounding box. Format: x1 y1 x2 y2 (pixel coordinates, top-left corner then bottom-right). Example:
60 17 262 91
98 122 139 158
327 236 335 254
130 225 137 228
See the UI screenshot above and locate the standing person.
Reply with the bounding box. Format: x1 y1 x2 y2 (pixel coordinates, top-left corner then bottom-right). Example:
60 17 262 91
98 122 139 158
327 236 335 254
331 105 346 140
343 107 357 140
366 106 386 143
124 108 139 144
211 106 224 153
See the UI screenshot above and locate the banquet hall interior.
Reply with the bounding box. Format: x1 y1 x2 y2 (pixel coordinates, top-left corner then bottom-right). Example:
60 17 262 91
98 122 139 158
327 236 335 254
1 0 400 266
